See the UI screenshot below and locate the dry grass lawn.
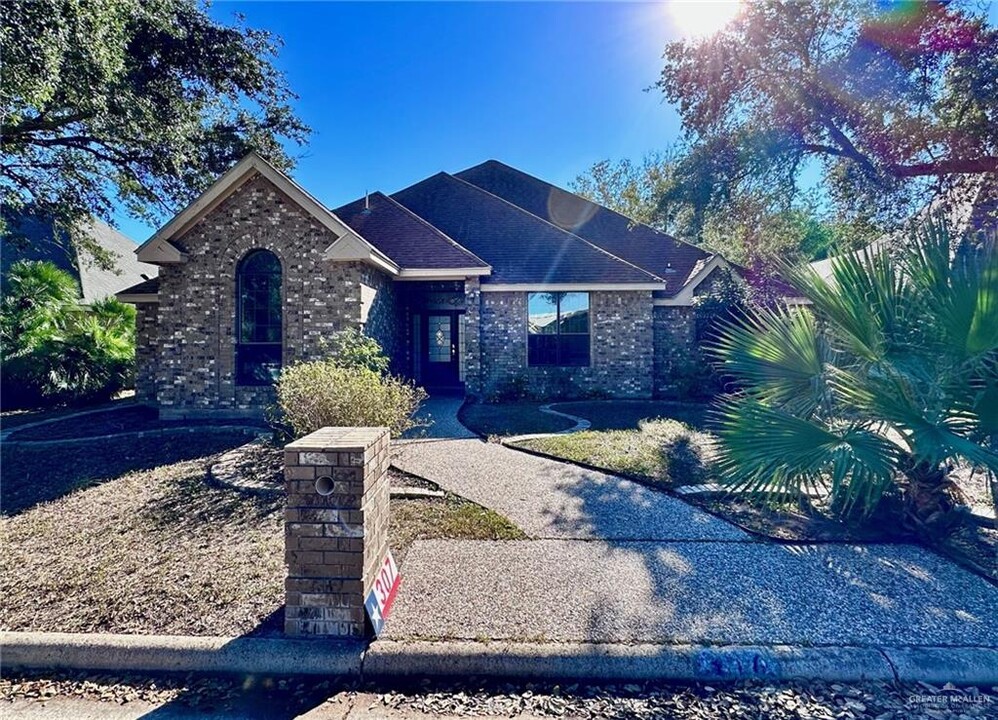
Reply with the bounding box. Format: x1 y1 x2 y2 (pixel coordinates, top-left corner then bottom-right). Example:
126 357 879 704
1 434 526 636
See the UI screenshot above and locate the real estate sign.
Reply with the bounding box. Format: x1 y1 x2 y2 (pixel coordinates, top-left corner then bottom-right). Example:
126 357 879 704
364 550 401 637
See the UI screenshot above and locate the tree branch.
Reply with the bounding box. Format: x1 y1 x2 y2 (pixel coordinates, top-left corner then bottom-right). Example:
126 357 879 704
891 157 998 177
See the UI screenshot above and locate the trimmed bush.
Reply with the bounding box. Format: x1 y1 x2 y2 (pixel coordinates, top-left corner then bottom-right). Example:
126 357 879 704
275 360 427 439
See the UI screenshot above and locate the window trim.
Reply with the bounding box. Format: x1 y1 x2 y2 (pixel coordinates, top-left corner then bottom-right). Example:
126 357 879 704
235 249 284 387
526 291 592 368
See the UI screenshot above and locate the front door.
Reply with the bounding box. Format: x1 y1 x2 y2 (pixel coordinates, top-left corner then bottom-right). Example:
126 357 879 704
422 312 461 388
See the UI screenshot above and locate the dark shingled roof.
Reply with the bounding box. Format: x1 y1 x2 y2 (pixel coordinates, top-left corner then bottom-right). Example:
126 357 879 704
392 173 662 286
456 160 711 296
334 192 489 271
117 276 160 296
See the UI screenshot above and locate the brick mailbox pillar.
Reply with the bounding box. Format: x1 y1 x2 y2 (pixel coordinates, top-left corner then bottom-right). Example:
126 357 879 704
284 427 390 637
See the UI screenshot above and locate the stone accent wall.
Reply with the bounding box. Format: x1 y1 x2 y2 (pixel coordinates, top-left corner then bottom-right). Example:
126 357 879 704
133 303 160 403
463 277 482 396
284 426 390 638
152 173 397 418
477 290 653 400
359 265 402 372
652 305 695 398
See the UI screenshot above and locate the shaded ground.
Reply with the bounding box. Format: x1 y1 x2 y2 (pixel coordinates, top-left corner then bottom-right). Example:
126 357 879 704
458 402 574 437
553 400 710 431
389 539 997 647
5 404 266 441
0 392 135 430
0 437 525 636
5 671 992 720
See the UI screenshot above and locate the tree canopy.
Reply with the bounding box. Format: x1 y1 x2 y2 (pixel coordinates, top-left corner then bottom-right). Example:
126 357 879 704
657 0 998 226
0 0 309 267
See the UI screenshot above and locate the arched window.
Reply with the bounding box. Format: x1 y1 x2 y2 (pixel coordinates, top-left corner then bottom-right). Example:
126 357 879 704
236 249 282 385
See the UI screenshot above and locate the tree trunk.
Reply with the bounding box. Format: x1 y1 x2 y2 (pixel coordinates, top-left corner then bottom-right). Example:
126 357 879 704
901 460 964 538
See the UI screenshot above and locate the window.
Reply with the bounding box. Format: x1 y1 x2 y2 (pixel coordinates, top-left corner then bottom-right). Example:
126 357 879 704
236 249 282 385
527 292 590 366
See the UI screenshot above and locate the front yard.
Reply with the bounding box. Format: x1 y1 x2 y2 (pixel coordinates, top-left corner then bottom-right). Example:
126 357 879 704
502 401 997 581
0 430 523 636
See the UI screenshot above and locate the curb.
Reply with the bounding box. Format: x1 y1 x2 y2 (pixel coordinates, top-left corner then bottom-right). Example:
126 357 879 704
365 640 897 683
4 632 996 685
0 632 363 676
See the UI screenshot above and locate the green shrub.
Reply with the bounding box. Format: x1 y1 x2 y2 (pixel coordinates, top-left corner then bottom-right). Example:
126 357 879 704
322 327 390 374
1 261 136 408
275 360 427 439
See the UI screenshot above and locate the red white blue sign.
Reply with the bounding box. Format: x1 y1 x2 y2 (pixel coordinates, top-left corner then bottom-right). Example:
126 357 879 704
364 550 401 637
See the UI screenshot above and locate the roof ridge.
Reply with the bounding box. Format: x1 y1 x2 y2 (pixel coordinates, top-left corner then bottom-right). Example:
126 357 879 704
458 159 709 258
377 191 491 269
443 172 665 283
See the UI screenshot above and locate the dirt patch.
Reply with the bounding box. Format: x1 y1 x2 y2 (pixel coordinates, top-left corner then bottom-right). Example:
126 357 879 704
0 434 285 637
1 436 526 636
5 405 266 441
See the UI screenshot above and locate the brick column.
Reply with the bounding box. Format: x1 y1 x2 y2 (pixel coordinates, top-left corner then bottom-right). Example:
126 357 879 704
284 427 391 637
463 276 483 398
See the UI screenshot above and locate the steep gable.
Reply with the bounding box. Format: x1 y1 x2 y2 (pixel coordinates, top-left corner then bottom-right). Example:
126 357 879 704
392 173 662 287
456 160 711 296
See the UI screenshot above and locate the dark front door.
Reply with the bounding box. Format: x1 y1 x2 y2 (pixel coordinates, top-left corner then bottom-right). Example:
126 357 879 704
422 312 461 388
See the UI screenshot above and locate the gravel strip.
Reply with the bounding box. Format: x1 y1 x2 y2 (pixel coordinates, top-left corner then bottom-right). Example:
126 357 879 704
385 539 998 647
391 439 749 541
2 671 995 719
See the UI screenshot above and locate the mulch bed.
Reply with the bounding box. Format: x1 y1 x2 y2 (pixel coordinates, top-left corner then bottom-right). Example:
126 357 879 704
1 670 994 719
459 401 576 437
5 405 267 442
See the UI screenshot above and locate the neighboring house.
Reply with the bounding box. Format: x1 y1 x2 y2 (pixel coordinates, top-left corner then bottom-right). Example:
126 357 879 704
118 153 792 418
810 174 997 281
2 214 157 304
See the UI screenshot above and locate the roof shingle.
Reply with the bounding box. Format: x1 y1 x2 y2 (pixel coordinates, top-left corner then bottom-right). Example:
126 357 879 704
392 173 662 286
334 192 489 271
456 160 711 296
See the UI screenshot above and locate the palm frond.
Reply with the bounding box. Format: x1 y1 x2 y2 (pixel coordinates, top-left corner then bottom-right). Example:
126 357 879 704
711 397 898 516
708 305 828 416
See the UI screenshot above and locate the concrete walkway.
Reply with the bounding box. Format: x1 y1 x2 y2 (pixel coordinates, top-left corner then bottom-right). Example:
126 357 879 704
388 434 998 652
393 438 747 540
401 395 476 440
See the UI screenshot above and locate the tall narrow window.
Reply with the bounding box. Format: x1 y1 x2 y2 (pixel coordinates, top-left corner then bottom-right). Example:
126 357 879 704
236 249 282 385
527 292 590 366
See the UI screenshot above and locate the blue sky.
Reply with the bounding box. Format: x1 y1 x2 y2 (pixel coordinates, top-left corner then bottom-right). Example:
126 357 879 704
116 1 685 241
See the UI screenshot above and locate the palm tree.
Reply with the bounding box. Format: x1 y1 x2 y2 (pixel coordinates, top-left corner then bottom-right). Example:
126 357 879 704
709 218 998 536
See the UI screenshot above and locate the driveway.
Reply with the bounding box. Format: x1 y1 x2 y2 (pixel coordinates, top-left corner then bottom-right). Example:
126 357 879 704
388 403 998 650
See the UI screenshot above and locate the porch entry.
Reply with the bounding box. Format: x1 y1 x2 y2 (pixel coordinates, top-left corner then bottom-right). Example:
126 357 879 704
412 311 465 389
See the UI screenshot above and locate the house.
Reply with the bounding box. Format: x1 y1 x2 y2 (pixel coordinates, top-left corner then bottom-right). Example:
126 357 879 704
810 174 997 281
118 153 780 418
2 213 157 304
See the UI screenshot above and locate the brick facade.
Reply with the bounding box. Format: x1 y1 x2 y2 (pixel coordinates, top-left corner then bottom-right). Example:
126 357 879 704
284 426 390 638
475 290 654 401
134 173 711 409
652 306 696 398
152 174 397 418
134 304 159 403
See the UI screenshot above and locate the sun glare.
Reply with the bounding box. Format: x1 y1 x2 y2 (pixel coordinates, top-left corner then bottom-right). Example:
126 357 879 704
667 0 743 39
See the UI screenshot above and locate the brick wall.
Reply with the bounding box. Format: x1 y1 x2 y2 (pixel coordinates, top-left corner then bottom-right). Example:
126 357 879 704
284 426 391 638
477 290 654 400
652 305 696 398
151 173 398 418
134 303 159 403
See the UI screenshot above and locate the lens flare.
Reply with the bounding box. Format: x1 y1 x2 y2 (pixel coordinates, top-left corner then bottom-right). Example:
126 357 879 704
667 0 743 39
